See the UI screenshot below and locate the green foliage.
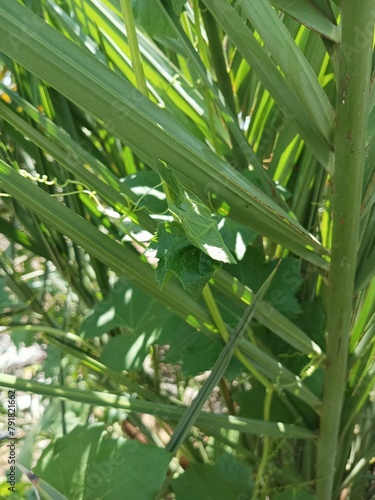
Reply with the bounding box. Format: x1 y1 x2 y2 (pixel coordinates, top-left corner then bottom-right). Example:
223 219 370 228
0 0 373 499
34 424 172 499
168 191 236 264
165 327 241 378
132 0 185 38
120 171 168 214
81 278 187 369
152 222 222 298
172 453 253 499
234 383 296 424
230 248 303 315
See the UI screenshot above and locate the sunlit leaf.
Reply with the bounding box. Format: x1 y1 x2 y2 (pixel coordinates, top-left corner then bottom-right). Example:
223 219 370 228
33 424 172 500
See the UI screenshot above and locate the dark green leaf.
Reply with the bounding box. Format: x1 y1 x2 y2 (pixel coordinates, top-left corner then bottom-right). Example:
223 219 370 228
229 248 303 315
153 222 222 299
81 279 186 370
172 453 253 500
234 383 295 424
165 328 241 379
292 300 326 351
273 487 316 500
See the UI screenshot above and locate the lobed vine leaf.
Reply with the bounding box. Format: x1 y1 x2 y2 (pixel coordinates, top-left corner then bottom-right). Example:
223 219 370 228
33 424 172 500
155 159 236 264
170 191 236 264
152 222 222 299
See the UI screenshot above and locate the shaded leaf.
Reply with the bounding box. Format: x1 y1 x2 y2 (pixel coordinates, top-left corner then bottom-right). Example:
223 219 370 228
81 278 186 370
273 487 316 499
152 222 222 299
172 453 253 499
234 383 295 424
165 328 241 380
292 299 326 351
229 248 303 315
101 320 176 372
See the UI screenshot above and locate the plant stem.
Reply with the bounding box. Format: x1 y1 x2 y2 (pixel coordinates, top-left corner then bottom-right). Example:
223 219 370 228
253 387 274 500
120 0 148 97
316 2 375 498
202 283 229 341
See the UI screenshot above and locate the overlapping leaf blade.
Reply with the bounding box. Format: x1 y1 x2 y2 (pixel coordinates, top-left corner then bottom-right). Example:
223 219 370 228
0 0 328 268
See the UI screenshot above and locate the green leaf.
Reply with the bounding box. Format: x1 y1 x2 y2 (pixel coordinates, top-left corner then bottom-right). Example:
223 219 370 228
273 487 316 500
308 0 336 23
81 279 157 338
120 171 167 214
0 0 329 267
238 0 334 142
170 191 236 264
229 248 303 316
33 424 172 500
17 463 68 500
101 334 150 372
81 278 185 370
132 0 185 38
202 0 332 170
153 222 222 299
270 0 340 42
216 216 257 261
293 300 326 351
172 454 253 499
101 312 183 372
156 159 236 264
234 383 295 424
165 328 241 379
